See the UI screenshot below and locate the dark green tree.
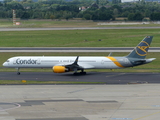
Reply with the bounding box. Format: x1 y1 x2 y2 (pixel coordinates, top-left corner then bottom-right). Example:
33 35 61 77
150 12 160 20
134 12 144 21
83 13 91 20
128 12 144 21
21 11 30 19
128 13 134 21
6 1 24 10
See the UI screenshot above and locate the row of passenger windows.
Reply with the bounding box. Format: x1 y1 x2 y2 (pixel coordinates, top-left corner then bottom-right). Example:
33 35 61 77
41 60 97 62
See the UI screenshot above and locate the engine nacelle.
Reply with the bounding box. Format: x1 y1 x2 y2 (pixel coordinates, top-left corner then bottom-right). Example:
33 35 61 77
53 66 69 73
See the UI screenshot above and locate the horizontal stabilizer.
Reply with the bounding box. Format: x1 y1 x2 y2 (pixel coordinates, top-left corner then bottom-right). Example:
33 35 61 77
145 58 156 63
133 58 156 64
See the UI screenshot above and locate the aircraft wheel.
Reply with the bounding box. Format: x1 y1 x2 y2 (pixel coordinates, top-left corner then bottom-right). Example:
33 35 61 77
80 72 86 75
17 72 20 75
73 72 77 75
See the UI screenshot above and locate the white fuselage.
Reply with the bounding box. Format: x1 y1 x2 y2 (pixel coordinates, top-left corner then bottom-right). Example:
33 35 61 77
3 56 127 69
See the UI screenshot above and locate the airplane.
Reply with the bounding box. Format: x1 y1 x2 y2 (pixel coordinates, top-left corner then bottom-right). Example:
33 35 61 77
3 36 156 75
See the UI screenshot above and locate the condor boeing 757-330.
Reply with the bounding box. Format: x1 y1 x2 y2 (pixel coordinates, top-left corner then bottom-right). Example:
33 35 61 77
3 36 156 75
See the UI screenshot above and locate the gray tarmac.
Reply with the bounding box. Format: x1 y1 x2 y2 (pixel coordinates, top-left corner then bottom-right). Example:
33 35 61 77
0 47 160 52
1 27 160 31
0 71 160 84
1 84 160 120
0 71 160 120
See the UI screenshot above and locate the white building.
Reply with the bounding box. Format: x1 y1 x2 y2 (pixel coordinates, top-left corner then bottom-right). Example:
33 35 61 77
121 0 139 3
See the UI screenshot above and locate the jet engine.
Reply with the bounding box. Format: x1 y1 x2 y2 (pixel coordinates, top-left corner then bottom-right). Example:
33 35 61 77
53 66 69 73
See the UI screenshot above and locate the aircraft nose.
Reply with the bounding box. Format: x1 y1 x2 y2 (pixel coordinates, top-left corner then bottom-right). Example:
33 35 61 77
3 62 7 67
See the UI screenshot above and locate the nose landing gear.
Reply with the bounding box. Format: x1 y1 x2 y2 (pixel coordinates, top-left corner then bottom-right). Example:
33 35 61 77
16 68 20 75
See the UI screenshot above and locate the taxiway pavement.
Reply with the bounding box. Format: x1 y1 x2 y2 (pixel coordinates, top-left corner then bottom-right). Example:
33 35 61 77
1 84 160 120
0 72 160 120
0 72 160 84
0 47 160 52
1 27 160 31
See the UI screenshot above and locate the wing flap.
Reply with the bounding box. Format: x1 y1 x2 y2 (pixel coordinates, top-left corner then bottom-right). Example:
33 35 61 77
78 63 95 69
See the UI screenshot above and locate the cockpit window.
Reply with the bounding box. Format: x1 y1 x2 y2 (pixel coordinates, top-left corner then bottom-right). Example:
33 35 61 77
7 60 9 62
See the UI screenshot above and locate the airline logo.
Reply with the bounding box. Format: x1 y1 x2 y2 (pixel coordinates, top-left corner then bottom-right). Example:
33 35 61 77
16 58 37 64
135 41 149 56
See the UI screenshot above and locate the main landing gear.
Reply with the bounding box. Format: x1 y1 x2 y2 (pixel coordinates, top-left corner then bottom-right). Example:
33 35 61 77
73 69 86 75
80 72 86 75
80 69 86 75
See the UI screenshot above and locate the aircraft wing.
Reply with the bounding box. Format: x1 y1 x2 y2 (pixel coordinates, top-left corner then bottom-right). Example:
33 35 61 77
53 56 94 72
54 61 94 69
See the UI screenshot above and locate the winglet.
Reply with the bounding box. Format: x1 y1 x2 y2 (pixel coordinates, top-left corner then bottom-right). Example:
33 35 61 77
127 36 153 59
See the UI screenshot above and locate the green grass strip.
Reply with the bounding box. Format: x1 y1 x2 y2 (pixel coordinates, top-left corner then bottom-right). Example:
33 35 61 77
0 80 105 85
0 29 160 47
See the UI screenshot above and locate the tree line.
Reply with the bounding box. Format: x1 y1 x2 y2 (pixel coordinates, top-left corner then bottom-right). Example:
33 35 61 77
0 0 160 21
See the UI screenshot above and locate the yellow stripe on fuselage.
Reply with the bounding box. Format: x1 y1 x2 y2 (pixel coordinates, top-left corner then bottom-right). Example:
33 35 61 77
107 57 124 68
